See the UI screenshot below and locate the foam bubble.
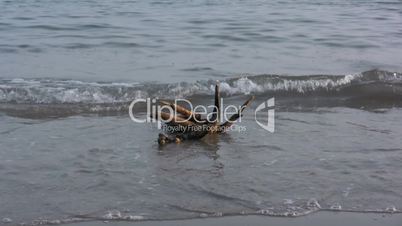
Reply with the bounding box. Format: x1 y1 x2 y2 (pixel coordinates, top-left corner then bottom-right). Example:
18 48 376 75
199 213 208 217
283 199 294 205
330 203 342 210
385 206 398 213
103 210 122 219
123 215 145 220
307 198 321 209
2 218 12 224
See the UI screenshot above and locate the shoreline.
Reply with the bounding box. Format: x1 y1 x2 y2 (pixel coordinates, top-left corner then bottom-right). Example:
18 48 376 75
67 212 402 226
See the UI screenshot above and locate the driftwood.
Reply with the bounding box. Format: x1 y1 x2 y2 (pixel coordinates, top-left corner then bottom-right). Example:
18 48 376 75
155 83 255 145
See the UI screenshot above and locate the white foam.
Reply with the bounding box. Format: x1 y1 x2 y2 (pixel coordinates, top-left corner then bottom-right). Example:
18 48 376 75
307 198 321 209
330 203 342 210
103 210 122 219
2 218 12 224
385 206 398 213
1 71 399 104
218 73 362 95
283 199 294 205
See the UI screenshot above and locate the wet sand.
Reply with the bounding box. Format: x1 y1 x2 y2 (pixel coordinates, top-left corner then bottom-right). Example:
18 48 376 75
71 212 402 226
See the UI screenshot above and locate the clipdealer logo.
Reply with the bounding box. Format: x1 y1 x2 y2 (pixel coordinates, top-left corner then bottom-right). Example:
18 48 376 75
254 98 275 133
129 98 275 133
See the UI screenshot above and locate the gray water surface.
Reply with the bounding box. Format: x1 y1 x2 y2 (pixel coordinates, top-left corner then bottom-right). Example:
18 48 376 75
1 0 402 82
1 107 402 224
1 0 402 225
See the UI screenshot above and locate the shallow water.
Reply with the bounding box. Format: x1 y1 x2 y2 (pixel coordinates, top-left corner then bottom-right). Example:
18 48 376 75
1 0 402 225
1 107 402 224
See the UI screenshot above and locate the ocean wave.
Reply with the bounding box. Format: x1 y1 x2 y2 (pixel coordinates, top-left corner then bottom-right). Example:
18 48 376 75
0 70 401 105
13 203 401 226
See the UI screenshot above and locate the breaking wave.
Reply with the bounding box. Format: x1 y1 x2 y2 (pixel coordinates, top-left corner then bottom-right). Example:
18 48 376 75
12 203 402 226
0 69 401 104
0 70 401 118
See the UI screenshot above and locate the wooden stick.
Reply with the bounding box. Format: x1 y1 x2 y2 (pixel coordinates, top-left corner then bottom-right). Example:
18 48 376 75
216 83 221 122
156 82 254 144
214 82 221 124
220 96 255 131
159 100 204 122
155 111 196 127
207 83 221 133
158 133 182 145
180 124 210 140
